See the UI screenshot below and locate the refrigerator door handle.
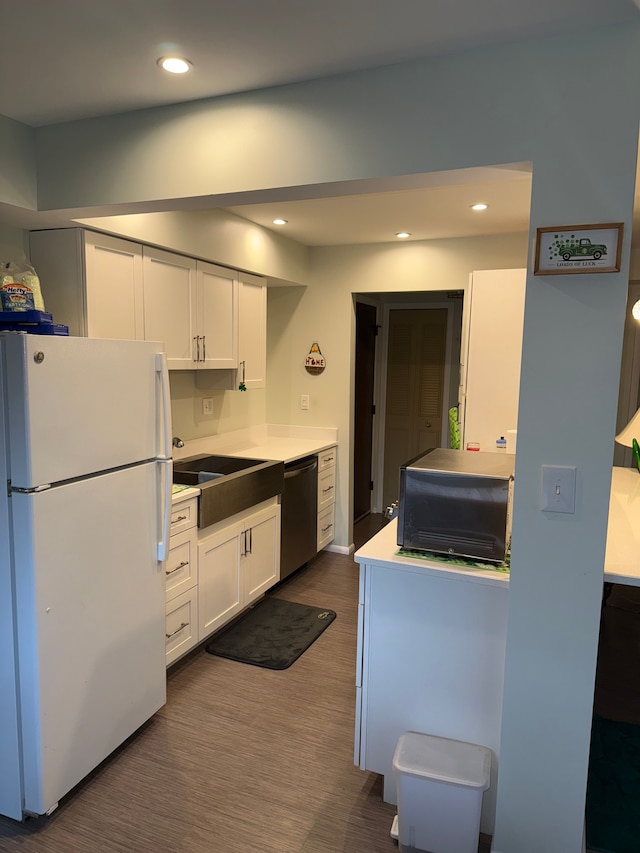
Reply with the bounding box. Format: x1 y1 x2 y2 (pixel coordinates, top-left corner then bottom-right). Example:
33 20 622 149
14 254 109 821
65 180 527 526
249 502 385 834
156 353 172 461
157 459 172 562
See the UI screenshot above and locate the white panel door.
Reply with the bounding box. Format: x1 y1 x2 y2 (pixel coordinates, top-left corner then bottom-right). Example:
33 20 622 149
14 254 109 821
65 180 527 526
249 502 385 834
198 521 244 639
11 462 166 816
143 247 197 370
2 335 165 487
197 261 238 369
84 232 144 340
238 275 266 389
244 504 280 603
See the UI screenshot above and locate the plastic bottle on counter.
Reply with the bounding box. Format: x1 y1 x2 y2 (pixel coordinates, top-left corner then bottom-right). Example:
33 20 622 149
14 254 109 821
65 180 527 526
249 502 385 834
496 436 507 452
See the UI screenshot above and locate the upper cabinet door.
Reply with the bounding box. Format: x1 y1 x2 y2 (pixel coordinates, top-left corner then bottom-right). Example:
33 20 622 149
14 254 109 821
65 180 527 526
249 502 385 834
238 274 266 390
84 233 144 340
143 247 197 370
196 261 238 369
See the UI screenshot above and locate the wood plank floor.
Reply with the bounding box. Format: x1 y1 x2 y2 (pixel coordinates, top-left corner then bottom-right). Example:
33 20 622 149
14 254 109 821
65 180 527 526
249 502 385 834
0 513 493 853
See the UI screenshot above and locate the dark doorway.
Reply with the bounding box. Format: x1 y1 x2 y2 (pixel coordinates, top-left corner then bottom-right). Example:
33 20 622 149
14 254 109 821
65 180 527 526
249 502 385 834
353 301 377 522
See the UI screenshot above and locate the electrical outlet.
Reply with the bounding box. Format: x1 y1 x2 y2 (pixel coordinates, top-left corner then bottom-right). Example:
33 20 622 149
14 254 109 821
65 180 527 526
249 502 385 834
202 397 214 416
300 394 310 410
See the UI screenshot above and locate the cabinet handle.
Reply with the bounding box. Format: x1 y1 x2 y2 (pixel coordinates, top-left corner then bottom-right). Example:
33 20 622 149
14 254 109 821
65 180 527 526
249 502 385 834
166 621 189 639
321 523 333 534
323 455 334 465
322 485 334 494
247 527 252 554
193 336 199 362
166 560 189 576
202 335 206 361
171 514 187 525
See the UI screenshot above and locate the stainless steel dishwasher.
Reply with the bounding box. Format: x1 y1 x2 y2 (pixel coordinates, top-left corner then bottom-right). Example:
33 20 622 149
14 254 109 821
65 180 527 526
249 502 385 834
280 455 318 580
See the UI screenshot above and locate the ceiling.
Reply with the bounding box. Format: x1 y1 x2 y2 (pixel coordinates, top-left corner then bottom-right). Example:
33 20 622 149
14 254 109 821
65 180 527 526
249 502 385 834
2 0 639 246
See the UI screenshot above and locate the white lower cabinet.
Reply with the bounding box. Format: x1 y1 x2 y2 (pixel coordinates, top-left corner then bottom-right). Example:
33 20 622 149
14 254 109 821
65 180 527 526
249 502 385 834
165 588 199 667
197 501 281 641
165 496 199 666
317 446 337 550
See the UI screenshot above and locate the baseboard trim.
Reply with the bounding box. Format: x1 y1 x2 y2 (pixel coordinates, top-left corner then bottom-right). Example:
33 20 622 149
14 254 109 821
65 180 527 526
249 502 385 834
324 543 355 555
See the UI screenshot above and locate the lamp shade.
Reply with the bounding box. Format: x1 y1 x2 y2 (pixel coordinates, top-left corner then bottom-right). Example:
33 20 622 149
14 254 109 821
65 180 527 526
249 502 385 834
615 407 640 447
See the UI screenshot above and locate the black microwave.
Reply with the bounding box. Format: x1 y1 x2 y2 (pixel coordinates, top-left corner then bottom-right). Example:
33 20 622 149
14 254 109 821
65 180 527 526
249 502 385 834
397 448 515 563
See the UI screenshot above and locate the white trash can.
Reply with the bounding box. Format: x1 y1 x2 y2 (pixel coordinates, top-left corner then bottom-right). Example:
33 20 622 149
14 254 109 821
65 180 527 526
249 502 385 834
393 731 491 853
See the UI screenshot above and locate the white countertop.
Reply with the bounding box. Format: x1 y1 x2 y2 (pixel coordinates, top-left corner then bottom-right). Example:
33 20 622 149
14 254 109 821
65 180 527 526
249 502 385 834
604 466 640 586
355 520 510 588
172 424 338 465
355 466 640 589
171 484 199 502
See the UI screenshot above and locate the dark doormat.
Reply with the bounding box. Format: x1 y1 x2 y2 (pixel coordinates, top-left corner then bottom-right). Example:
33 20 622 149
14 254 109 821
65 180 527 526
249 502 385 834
586 714 640 853
205 597 336 670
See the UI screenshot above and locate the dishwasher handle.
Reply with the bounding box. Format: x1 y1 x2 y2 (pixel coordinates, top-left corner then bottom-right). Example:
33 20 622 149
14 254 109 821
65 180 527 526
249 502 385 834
284 456 318 478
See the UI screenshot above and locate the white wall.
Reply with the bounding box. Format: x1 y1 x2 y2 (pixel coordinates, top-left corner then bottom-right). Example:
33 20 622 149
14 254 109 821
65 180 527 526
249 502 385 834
0 223 29 264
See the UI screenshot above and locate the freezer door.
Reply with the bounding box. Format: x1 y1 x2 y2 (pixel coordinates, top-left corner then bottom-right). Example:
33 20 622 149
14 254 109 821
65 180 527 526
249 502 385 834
11 462 166 816
2 334 170 488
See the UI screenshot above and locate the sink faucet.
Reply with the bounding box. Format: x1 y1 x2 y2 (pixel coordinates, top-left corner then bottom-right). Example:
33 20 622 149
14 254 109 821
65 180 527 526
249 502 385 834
172 436 185 448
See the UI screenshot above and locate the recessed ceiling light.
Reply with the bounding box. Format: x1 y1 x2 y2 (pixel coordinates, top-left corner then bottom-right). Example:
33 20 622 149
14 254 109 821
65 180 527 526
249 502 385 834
470 203 488 211
273 218 288 225
395 231 411 239
158 56 192 74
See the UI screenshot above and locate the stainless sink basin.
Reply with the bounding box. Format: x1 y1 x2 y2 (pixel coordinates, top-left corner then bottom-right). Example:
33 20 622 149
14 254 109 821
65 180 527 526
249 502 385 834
173 454 284 528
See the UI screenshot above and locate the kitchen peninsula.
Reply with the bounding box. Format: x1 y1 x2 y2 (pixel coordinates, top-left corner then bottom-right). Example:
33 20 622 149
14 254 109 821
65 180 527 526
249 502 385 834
354 464 640 837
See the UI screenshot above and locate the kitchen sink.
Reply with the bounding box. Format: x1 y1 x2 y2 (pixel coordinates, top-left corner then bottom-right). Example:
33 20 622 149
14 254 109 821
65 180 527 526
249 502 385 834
173 453 284 528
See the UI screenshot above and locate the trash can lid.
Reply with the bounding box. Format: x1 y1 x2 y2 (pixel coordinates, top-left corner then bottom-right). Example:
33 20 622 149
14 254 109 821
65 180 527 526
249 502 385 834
393 732 491 790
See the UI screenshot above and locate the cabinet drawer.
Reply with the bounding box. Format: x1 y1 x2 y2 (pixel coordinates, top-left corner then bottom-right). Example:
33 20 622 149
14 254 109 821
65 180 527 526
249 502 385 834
317 504 335 550
165 588 198 666
170 497 197 536
318 446 337 471
165 528 197 601
318 465 336 512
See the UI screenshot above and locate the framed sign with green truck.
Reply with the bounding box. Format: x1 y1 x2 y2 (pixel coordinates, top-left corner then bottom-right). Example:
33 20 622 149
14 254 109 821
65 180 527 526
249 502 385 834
534 222 623 275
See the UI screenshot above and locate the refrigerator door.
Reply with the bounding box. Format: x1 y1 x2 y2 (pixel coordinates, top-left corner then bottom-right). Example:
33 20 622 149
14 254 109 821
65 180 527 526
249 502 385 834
1 333 170 489
0 356 22 821
11 462 166 816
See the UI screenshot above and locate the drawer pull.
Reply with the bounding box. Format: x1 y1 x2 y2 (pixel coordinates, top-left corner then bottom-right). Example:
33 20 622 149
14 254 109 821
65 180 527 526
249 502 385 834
166 621 189 639
323 455 334 465
321 523 333 534
322 485 334 494
171 514 187 524
166 560 189 576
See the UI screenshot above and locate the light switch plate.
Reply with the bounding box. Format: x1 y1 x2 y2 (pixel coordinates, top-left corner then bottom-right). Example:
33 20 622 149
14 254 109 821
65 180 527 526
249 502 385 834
202 397 214 415
541 465 576 513
300 394 310 410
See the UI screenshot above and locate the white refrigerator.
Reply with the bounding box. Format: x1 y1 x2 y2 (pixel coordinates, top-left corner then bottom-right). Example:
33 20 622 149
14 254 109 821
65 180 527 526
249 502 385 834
0 331 172 821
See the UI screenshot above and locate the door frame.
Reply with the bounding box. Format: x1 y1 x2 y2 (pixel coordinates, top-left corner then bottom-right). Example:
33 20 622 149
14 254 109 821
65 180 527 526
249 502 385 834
353 297 380 522
372 300 455 513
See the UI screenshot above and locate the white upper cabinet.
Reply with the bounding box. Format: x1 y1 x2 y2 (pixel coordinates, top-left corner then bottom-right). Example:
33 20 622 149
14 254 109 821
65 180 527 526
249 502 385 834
29 230 265 382
143 249 240 371
237 273 266 390
197 261 238 369
29 229 144 340
142 247 197 370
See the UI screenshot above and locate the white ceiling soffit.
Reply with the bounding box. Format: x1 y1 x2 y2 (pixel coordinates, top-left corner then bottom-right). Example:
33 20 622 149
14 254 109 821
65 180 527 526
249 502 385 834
227 167 534 246
1 0 638 127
